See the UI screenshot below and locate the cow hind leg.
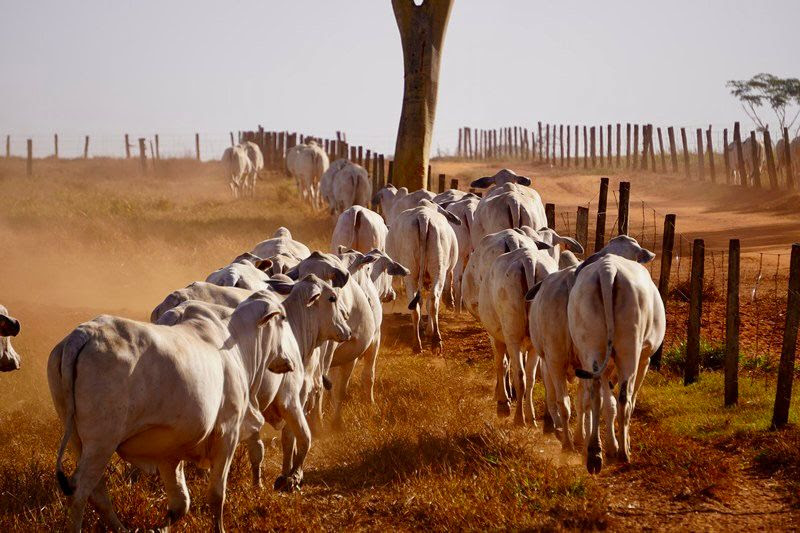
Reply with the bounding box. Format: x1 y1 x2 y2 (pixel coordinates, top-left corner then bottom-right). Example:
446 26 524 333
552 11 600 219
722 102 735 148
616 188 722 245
88 475 125 531
429 288 443 354
491 337 511 417
330 359 357 430
246 434 265 487
360 337 380 403
405 278 423 353
602 378 619 459
523 348 540 427
66 444 117 533
507 342 527 426
157 460 190 528
586 376 603 474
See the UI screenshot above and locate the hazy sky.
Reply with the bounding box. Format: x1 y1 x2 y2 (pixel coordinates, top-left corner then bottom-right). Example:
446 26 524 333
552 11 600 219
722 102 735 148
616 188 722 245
2 1 798 157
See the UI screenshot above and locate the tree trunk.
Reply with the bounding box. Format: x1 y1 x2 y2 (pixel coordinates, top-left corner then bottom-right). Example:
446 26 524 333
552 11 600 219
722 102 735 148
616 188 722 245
391 0 455 190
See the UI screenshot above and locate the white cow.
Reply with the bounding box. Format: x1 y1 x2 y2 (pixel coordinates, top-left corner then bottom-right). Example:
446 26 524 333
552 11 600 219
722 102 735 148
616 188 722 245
727 137 764 185
320 159 372 215
221 145 253 199
241 141 264 197
150 282 253 323
444 194 480 312
0 305 21 372
568 251 664 473
331 205 387 253
526 236 655 452
48 275 349 531
386 199 461 353
432 188 469 206
461 227 551 320
470 182 548 249
372 185 436 224
205 252 272 290
251 227 311 261
478 246 559 425
775 136 800 175
286 141 329 208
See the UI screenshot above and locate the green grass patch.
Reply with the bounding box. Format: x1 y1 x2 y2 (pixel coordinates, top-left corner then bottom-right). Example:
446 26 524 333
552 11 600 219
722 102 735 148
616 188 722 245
639 371 800 441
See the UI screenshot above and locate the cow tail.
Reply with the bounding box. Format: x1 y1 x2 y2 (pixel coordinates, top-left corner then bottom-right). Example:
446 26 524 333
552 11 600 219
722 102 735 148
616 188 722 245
351 207 362 250
56 327 92 496
576 263 617 380
507 197 523 229
409 215 429 310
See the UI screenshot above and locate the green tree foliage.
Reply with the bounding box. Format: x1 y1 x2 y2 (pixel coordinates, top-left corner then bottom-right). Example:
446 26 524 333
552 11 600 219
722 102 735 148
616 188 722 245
727 73 800 133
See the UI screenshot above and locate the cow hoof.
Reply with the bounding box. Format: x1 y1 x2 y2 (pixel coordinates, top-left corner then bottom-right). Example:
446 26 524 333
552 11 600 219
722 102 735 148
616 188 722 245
617 449 631 464
496 401 511 418
587 450 603 474
561 441 575 454
412 344 423 354
273 475 288 491
513 414 525 427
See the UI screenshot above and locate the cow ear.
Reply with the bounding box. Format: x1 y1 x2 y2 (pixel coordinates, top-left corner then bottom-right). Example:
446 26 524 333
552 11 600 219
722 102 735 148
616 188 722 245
305 286 322 307
0 315 20 337
309 251 324 259
354 254 378 270
525 281 543 301
337 245 347 255
257 304 284 327
436 205 461 225
637 248 656 264
332 269 350 288
285 266 300 280
388 261 410 276
555 236 584 255
516 175 532 186
535 241 553 250
254 258 273 272
265 279 294 295
470 176 494 189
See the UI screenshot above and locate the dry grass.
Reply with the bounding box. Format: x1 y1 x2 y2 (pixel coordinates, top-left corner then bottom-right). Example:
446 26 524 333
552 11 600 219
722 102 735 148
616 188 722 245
0 157 798 530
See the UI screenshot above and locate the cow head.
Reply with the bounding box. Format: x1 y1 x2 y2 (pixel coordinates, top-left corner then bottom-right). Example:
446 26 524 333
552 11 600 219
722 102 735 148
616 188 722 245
286 251 350 288
294 275 351 344
576 235 655 274
0 308 21 372
371 184 397 210
470 168 532 190
365 249 409 302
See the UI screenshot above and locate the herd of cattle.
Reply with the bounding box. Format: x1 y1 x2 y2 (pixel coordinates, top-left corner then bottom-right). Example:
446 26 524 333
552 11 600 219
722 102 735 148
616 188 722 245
0 146 671 531
728 135 800 184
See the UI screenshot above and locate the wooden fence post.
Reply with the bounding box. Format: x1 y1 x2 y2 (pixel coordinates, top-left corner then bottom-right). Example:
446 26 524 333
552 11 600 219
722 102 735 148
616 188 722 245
538 122 543 160
566 125 571 167
26 139 32 177
625 123 631 169
576 206 589 253
583 126 588 169
607 124 612 168
53 134 59 160
668 126 678 172
784 127 796 190
594 177 609 252
599 124 604 166
545 203 556 229
618 181 630 235
125 134 131 158
574 125 579 163
154 134 160 160
680 127 690 178
651 213 677 370
633 124 639 169
685 238 705 386
450 178 459 190
195 133 200 161
648 124 657 171
5 135 9 158
750 131 762 188
372 157 379 194
723 128 731 184
438 174 446 193
545 124 550 164
559 125 564 166
138 138 147 174
590 126 596 167
771 243 800 428
387 160 394 185
616 123 621 167
696 128 705 181
641 125 650 171
83 135 89 159
379 154 386 185
725 239 740 407
733 122 746 185
657 127 666 172
706 127 716 184
763 129 778 190
457 128 462 157
149 139 156 171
